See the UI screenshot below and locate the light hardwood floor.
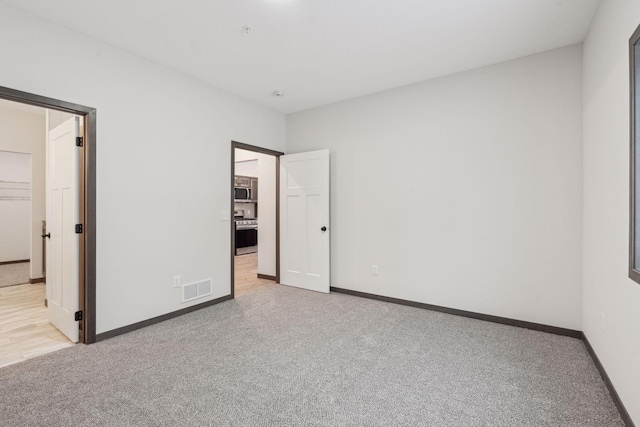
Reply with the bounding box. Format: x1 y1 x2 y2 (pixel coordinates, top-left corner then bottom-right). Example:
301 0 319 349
0 283 74 368
234 253 276 297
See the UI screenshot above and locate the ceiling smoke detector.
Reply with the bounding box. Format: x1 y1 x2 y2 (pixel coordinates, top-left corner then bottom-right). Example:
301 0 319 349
272 90 284 97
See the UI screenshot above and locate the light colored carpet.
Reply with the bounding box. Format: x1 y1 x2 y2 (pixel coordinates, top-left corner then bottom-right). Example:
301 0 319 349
0 262 30 288
0 285 624 426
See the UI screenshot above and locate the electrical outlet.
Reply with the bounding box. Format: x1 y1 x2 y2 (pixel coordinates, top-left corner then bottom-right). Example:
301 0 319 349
600 312 605 332
372 265 378 275
173 276 181 288
220 211 230 221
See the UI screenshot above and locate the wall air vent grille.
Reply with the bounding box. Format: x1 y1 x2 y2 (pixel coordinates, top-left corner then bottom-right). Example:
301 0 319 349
182 278 213 303
197 280 212 297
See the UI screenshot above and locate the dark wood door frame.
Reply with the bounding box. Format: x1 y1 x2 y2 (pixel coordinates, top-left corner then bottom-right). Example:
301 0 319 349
231 141 284 298
0 85 97 344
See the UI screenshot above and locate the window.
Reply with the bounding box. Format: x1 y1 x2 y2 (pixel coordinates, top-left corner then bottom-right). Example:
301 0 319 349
629 23 640 284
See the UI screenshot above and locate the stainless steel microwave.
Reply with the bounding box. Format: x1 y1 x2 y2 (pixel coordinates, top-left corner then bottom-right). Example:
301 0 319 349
234 187 252 201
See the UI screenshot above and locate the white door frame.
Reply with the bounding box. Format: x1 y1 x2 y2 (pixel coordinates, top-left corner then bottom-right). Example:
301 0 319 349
0 85 97 344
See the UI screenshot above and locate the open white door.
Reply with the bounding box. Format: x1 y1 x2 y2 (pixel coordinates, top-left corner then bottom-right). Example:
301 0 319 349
280 149 330 293
47 117 80 343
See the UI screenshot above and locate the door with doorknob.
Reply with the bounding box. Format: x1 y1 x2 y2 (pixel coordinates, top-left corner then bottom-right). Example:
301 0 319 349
279 149 330 293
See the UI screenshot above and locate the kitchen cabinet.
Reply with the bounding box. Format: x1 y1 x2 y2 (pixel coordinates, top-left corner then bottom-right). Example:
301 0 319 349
235 225 258 255
235 176 251 188
250 178 258 201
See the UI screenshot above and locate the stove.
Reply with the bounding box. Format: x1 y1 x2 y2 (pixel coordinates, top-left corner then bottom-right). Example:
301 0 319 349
234 210 258 255
235 218 258 230
234 210 257 227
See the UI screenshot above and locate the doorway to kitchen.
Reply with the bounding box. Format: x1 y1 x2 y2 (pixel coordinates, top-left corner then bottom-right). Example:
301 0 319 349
230 141 283 297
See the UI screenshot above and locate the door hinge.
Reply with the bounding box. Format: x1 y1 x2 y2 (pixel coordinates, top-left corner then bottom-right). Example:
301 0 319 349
76 137 84 147
75 311 83 321
75 224 83 234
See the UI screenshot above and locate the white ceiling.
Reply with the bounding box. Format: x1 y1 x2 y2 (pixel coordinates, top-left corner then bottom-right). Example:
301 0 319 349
1 0 600 114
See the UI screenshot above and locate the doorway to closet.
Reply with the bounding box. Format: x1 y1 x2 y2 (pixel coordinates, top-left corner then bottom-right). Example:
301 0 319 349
0 86 97 368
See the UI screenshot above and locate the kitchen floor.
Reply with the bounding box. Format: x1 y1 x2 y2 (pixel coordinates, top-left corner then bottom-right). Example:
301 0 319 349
234 253 276 296
0 283 74 368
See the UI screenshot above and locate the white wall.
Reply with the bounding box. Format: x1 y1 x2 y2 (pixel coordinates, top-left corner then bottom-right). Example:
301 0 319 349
48 109 74 131
235 159 258 177
582 0 640 423
0 150 31 262
0 3 285 334
287 45 584 330
235 149 277 277
0 150 31 181
233 202 257 219
0 108 46 276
